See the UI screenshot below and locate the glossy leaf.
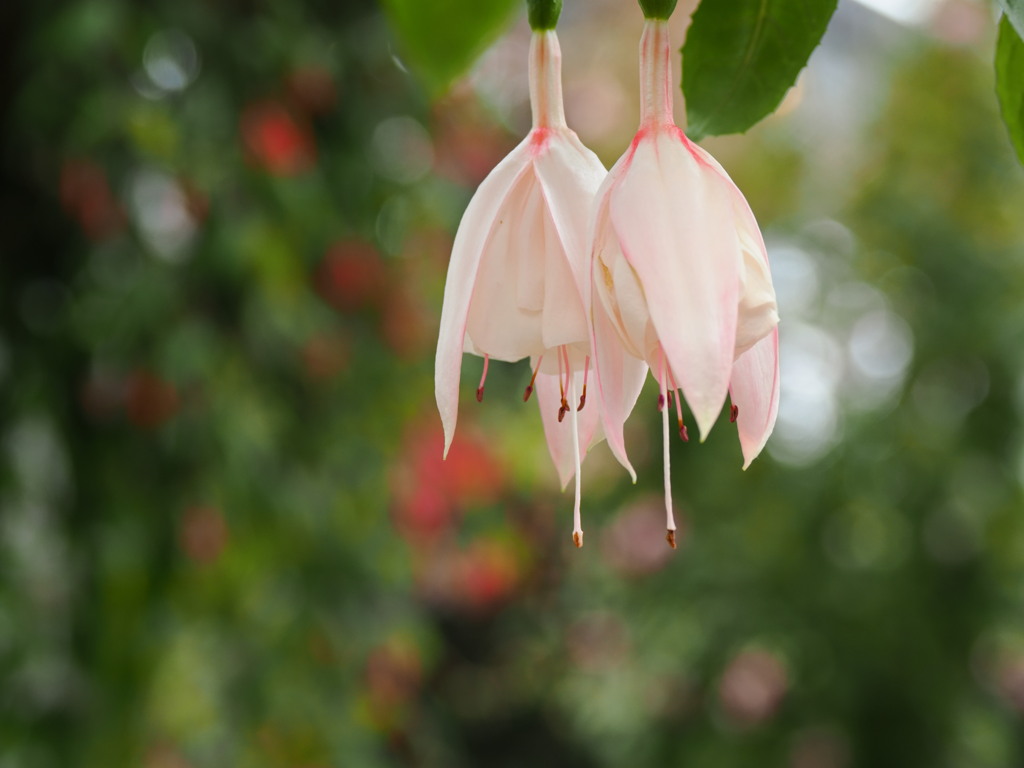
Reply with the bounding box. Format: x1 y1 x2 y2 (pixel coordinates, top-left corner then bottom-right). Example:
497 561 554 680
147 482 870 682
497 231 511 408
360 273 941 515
381 0 520 97
682 0 838 139
996 14 1024 165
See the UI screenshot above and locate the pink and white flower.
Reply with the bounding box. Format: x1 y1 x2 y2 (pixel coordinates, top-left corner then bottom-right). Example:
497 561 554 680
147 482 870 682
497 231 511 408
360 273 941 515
590 18 780 546
435 29 645 547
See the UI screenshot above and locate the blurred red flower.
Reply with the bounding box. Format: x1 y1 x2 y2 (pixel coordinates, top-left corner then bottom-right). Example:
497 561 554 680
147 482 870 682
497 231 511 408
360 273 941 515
316 240 387 313
301 331 350 382
457 538 521 609
125 370 179 429
59 158 124 240
431 99 515 186
241 101 316 175
392 422 503 541
179 505 228 566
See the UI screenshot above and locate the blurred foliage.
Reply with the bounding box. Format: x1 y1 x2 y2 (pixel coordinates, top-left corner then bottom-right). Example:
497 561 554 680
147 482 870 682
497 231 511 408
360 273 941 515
1 1 1024 768
380 0 520 97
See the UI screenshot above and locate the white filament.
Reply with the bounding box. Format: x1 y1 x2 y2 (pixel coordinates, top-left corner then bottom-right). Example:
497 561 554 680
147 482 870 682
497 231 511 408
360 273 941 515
570 375 583 545
661 352 676 534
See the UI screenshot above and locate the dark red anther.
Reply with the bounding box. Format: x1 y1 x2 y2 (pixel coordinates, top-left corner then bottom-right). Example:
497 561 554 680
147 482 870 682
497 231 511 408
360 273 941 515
730 404 739 423
558 398 569 423
679 424 689 442
657 393 665 411
476 387 484 403
577 387 587 412
523 385 534 402
666 529 677 549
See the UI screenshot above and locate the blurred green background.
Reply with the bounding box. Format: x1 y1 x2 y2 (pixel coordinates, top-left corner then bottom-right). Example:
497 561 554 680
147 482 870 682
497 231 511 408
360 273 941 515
2 0 1024 766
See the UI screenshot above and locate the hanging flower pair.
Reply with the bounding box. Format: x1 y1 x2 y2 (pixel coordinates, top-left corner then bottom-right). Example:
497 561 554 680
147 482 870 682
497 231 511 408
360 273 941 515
435 0 780 548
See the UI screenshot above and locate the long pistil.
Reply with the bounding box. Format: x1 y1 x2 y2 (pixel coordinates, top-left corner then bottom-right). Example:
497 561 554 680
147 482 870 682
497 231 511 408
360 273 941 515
569 375 583 548
660 350 677 549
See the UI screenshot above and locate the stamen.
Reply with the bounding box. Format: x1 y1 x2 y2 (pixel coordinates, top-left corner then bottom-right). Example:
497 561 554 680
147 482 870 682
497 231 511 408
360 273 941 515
557 346 570 422
561 345 570 396
657 393 665 411
660 349 677 548
673 388 688 442
730 404 739 423
569 375 583 548
665 369 688 441
523 356 543 402
476 354 490 402
577 356 590 411
561 348 569 399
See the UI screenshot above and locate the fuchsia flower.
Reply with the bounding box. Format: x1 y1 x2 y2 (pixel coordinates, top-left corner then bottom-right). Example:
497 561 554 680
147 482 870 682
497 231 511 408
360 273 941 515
435 28 645 547
590 17 780 546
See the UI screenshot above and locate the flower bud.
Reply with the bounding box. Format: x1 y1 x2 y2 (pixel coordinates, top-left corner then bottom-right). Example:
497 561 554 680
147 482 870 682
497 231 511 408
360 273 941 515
528 0 562 30
638 0 677 19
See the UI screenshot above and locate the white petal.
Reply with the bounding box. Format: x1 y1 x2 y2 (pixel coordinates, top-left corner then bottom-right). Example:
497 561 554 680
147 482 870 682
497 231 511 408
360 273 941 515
540 187 590 350
587 151 648 479
534 131 606 291
591 295 648 481
736 243 779 357
435 141 533 457
514 178 546 313
687 140 778 357
688 138 780 460
612 248 656 359
466 171 547 361
730 327 780 468
610 132 740 439
536 365 601 489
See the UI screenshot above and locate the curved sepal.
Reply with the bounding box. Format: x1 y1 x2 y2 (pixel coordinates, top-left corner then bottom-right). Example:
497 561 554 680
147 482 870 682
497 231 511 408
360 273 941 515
435 142 532 457
610 134 740 439
730 327 780 469
535 365 602 489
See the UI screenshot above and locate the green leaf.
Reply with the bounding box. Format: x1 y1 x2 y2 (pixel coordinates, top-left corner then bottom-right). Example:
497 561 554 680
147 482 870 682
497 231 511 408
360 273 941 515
996 15 1024 166
996 0 1024 40
682 0 838 140
381 0 521 98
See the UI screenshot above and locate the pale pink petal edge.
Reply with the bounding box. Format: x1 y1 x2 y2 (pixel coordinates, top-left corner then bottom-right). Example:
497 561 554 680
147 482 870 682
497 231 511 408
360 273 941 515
435 142 533 457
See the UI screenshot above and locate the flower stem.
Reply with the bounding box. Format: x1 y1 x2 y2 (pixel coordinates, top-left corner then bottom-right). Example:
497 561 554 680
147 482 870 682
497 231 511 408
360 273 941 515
639 20 674 128
529 31 567 130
